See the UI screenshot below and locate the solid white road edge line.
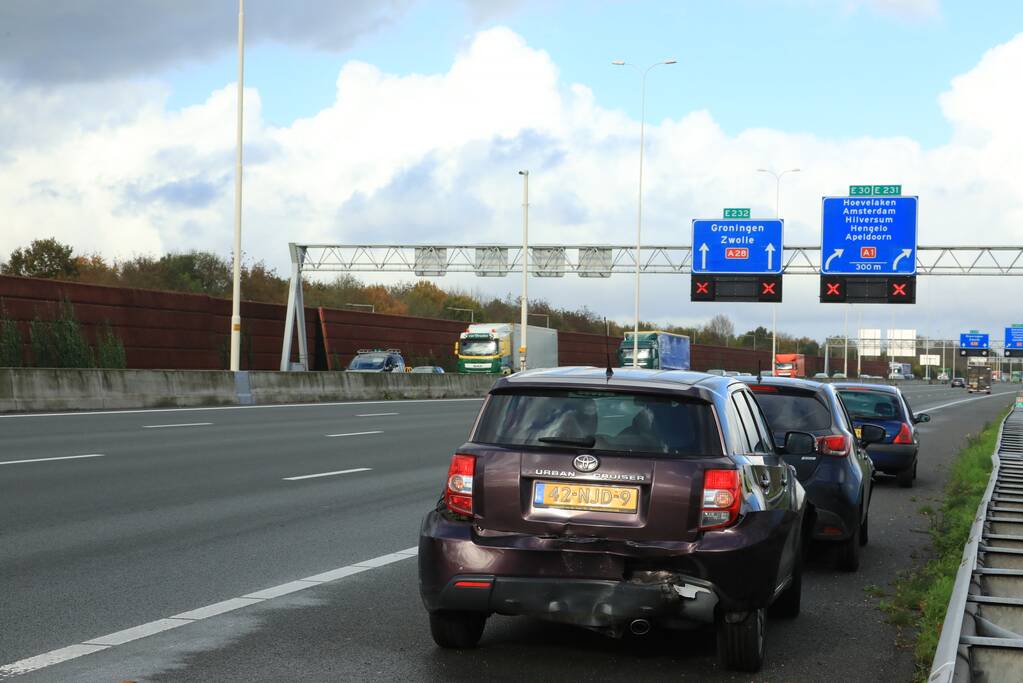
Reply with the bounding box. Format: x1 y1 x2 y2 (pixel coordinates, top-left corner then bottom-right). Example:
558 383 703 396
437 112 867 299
0 453 105 466
141 422 213 429
916 392 1007 413
282 467 373 481
325 430 383 438
0 545 419 678
0 397 484 419
356 412 399 417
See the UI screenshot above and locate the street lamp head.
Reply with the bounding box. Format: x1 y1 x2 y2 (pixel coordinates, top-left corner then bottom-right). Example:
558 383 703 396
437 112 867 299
663 59 677 65
789 168 801 173
612 60 626 65
756 168 770 173
518 170 528 176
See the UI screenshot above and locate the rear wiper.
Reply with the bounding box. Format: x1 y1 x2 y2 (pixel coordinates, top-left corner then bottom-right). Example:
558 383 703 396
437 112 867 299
538 435 596 448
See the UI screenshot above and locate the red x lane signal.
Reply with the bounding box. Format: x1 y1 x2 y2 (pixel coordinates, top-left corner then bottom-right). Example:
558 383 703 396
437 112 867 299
696 281 709 294
761 282 776 295
826 283 841 296
891 283 907 297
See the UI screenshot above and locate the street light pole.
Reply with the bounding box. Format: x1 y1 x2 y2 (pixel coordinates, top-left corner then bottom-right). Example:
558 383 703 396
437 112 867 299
229 0 245 372
757 167 800 376
518 170 529 371
614 58 676 367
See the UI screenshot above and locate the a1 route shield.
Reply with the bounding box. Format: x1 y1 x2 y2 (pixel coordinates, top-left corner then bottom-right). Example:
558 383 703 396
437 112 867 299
960 332 989 349
820 196 918 275
1006 326 1023 351
691 219 783 274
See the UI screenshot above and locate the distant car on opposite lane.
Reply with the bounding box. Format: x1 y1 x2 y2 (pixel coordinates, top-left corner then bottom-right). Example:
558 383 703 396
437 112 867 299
346 349 406 373
833 383 929 488
411 366 445 374
951 377 966 388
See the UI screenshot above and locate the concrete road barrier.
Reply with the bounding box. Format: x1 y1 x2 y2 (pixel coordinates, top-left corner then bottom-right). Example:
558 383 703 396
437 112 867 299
0 368 497 413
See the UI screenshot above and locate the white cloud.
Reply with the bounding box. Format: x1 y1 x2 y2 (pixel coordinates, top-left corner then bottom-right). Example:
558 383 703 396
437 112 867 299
1 26 1021 338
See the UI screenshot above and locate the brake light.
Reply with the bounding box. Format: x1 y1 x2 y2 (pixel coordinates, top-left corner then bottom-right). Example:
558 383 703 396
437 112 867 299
894 423 913 444
749 385 778 392
444 454 475 516
700 469 741 530
817 434 849 457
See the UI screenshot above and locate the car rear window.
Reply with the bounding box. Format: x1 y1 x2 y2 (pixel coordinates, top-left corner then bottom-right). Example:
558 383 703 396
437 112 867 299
751 389 833 432
473 389 722 457
837 390 904 420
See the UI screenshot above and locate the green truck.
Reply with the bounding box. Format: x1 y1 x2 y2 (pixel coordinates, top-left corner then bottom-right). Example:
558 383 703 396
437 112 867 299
455 323 558 374
617 331 691 370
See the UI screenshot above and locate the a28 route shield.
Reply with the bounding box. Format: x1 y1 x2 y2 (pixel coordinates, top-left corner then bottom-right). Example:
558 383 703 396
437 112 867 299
691 219 784 274
820 196 918 275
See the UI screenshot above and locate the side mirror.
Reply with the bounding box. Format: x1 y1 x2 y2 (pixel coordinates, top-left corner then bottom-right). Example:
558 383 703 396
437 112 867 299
913 413 931 424
859 423 887 444
783 431 816 455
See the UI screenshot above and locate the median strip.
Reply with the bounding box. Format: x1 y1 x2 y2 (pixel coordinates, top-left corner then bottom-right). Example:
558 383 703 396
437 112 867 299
356 412 399 417
0 453 105 466
0 545 418 678
282 467 372 481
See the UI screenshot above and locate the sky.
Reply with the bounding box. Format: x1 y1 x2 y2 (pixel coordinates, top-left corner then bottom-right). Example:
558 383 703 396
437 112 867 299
1 0 1022 343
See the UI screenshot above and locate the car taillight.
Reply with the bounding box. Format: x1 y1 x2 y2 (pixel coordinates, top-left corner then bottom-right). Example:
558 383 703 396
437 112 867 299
444 454 475 516
893 423 913 444
700 469 741 530
818 434 849 457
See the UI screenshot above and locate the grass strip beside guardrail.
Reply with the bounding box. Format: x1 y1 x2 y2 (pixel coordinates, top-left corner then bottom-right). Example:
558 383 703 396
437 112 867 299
877 412 1006 681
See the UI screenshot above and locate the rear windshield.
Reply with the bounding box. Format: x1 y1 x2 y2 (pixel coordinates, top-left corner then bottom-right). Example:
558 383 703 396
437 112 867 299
348 355 387 370
753 390 833 432
837 390 904 421
474 389 722 457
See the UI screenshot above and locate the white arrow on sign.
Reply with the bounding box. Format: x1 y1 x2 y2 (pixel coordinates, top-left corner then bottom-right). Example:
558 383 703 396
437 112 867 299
699 243 709 270
892 248 912 271
765 243 776 271
824 248 844 271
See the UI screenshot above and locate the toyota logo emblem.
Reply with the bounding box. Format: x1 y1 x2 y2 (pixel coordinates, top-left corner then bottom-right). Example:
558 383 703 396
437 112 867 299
573 454 600 473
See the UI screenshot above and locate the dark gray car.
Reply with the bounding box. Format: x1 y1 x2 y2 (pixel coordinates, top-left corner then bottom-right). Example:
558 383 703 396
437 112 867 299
742 376 878 572
419 367 814 672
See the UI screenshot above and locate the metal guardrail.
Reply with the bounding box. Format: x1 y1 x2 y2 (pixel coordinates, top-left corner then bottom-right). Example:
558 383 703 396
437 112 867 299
929 397 1023 682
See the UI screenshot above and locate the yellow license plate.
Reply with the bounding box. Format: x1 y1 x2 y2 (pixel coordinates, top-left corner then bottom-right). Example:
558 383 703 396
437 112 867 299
533 481 640 513
854 427 862 439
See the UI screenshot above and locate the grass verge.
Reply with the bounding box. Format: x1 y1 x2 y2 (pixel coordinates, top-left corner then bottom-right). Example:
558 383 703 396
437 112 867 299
877 411 1007 681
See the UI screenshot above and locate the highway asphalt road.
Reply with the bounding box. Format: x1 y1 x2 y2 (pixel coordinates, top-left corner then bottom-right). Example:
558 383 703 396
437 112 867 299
1 382 1018 682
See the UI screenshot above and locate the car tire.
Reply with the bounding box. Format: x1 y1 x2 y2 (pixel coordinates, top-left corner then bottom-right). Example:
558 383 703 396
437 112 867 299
770 557 801 619
897 463 915 489
716 607 766 672
859 510 869 546
836 518 861 572
428 610 487 649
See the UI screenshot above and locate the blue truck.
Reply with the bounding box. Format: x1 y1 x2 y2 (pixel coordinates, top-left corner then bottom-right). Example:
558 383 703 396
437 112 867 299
617 331 691 370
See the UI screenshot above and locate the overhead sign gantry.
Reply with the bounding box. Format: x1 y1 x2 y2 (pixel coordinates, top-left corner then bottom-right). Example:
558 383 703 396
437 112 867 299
819 187 918 304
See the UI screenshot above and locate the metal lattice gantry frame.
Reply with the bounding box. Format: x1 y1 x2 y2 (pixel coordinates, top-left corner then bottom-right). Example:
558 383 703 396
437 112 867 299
279 243 1023 369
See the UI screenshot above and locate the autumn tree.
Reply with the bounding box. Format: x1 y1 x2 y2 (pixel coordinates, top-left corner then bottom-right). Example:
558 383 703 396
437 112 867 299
2 238 78 279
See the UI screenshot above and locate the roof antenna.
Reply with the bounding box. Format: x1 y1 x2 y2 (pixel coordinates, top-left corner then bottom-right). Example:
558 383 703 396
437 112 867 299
757 359 763 384
604 318 614 381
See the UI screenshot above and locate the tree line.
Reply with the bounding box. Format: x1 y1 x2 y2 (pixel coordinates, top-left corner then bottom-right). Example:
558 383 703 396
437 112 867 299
1 238 821 353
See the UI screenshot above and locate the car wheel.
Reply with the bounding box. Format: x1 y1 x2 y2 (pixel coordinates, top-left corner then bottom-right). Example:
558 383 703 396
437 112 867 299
428 610 487 649
897 463 915 489
836 518 861 572
770 557 801 619
716 607 766 672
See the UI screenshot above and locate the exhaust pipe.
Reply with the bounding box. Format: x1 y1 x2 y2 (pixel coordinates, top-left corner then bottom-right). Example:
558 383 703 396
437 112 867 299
629 619 651 636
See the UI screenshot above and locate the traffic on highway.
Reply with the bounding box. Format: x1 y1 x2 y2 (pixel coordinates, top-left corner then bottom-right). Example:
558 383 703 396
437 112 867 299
0 378 1017 680
4 4 1023 683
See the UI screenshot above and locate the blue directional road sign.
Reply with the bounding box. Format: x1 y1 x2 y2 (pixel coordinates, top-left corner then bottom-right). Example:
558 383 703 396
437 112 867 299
692 219 783 274
820 196 918 275
960 332 990 349
1006 326 1023 351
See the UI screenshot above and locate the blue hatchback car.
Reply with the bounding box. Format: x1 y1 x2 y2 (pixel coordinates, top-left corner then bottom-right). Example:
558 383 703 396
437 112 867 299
832 383 930 488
